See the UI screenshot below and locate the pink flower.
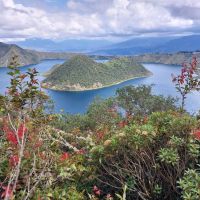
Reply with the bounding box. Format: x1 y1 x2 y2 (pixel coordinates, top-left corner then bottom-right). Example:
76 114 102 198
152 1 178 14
106 194 113 199
1 186 13 199
76 149 86 155
93 185 101 196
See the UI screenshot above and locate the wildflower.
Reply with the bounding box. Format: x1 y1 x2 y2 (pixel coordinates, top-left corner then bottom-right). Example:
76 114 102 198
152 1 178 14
93 185 101 196
60 152 70 161
193 130 200 140
9 155 19 167
76 149 86 155
1 186 13 199
95 190 101 196
17 123 27 139
6 130 18 145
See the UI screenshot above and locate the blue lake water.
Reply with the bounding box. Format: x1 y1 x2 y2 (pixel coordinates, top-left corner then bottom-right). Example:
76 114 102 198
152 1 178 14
0 59 200 114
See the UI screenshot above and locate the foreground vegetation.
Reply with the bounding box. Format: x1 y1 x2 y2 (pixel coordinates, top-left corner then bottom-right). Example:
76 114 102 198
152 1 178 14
1 56 200 199
42 55 151 91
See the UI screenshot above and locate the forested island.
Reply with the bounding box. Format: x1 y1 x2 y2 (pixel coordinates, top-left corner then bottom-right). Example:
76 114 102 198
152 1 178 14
42 55 151 91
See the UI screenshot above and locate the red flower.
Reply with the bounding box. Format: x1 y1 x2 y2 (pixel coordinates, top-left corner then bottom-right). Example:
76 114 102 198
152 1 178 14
17 123 27 139
1 186 13 199
9 155 19 167
3 123 27 145
60 152 70 161
193 130 200 140
6 131 18 145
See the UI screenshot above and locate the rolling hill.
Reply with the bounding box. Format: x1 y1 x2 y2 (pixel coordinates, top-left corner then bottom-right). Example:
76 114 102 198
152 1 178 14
42 55 151 91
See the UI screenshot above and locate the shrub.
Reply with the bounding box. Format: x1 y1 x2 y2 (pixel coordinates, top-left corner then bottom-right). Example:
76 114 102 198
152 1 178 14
178 169 200 200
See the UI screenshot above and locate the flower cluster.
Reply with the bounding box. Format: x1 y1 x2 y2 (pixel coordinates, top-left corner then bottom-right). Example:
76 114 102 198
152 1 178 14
172 57 200 110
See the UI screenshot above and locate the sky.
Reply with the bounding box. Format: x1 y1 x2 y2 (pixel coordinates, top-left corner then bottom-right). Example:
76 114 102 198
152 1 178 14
0 0 200 42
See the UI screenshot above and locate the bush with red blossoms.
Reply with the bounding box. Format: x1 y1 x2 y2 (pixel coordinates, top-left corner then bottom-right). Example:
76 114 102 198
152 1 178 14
1 55 200 200
172 57 200 111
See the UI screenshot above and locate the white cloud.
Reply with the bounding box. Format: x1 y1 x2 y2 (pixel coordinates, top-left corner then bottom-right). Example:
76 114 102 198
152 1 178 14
0 0 199 41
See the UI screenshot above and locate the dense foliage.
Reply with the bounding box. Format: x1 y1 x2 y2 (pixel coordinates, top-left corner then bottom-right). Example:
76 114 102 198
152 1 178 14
1 56 200 199
42 55 150 91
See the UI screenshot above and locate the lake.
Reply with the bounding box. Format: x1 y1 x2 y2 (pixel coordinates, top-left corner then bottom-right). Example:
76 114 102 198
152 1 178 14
0 59 200 114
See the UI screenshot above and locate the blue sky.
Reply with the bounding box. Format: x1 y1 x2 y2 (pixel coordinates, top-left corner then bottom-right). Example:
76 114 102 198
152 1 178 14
1 0 200 42
15 0 67 11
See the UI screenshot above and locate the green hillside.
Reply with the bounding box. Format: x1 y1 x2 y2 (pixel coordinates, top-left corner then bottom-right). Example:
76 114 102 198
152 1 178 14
42 55 151 91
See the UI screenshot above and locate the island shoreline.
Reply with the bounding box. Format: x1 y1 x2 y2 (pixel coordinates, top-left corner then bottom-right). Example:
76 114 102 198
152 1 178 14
41 71 153 92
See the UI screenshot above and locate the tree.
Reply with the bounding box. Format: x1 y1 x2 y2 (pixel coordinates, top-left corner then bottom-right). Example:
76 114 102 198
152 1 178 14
116 85 177 117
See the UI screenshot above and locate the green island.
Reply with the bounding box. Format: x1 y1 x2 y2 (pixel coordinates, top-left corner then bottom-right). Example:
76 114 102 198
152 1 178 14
42 55 152 91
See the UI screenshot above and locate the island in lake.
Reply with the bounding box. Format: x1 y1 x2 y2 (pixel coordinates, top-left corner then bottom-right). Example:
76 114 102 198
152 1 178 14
42 55 152 91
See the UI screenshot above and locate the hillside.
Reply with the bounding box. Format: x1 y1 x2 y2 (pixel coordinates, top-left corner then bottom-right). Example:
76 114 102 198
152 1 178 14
42 55 151 91
131 52 198 65
0 42 78 67
0 42 40 67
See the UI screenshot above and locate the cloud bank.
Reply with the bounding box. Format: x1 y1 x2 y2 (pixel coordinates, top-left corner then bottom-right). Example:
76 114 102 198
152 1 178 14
0 0 200 41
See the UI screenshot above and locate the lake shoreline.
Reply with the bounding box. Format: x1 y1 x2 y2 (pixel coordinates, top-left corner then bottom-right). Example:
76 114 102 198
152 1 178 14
41 72 153 92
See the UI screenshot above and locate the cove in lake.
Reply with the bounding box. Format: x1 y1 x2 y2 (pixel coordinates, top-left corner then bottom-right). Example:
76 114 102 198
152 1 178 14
0 59 200 114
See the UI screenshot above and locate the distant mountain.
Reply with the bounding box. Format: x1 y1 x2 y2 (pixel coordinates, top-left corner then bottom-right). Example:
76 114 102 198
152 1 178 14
155 35 200 53
42 55 151 91
92 37 175 55
14 38 114 52
93 35 200 55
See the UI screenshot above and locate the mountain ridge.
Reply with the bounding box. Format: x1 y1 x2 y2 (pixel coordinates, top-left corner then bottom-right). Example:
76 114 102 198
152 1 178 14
93 35 200 55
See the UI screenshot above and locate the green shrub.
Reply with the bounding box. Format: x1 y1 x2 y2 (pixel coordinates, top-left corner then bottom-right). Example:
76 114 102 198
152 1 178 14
178 169 200 200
